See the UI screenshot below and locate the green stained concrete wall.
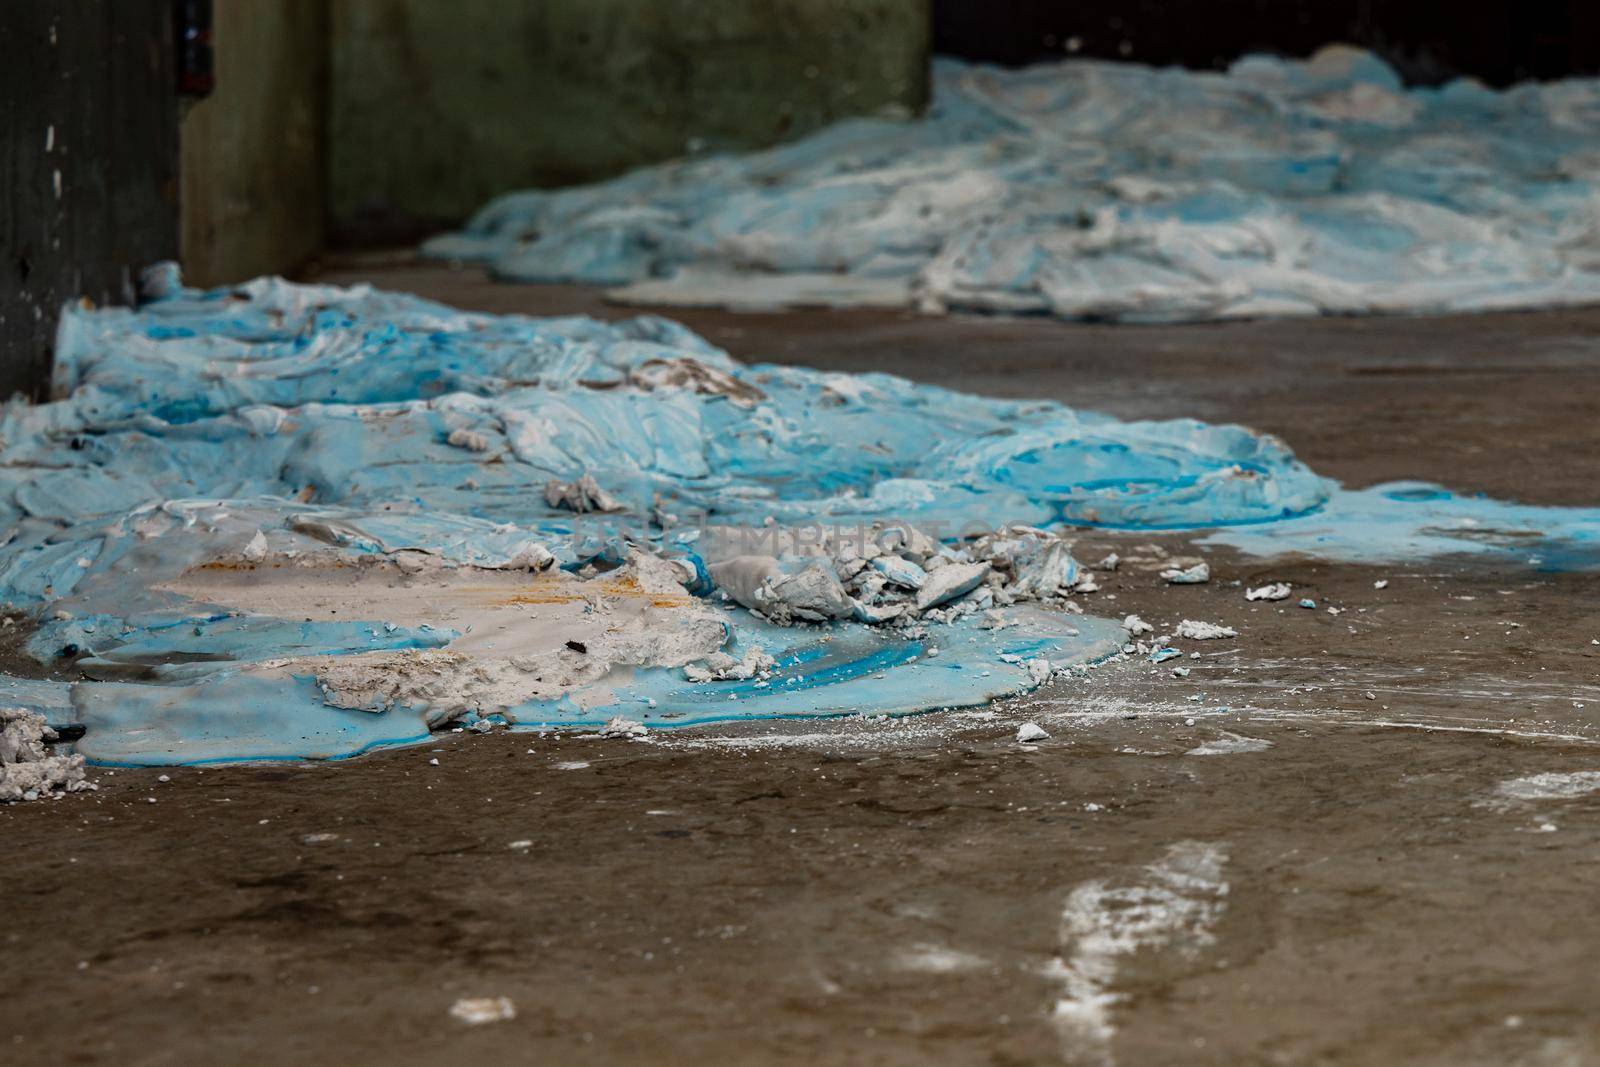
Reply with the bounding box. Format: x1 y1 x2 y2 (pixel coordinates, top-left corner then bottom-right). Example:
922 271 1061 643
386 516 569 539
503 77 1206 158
329 0 930 242
180 0 328 286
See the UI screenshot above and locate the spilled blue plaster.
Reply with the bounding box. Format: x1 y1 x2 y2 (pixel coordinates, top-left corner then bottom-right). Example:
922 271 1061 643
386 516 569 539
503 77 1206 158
0 274 1595 765
1203 482 1600 566
69 612 1126 767
428 49 1600 321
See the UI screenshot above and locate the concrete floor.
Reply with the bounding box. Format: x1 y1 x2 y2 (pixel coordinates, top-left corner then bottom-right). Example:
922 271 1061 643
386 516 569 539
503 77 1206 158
6 263 1600 1066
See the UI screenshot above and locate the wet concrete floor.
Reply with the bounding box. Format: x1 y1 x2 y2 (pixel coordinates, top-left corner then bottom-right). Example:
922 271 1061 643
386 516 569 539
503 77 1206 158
5 263 1599 1065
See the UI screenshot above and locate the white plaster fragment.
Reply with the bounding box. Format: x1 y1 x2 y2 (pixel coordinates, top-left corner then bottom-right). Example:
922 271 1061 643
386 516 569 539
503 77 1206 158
450 997 516 1025
1161 562 1211 584
0 707 92 803
1173 619 1237 640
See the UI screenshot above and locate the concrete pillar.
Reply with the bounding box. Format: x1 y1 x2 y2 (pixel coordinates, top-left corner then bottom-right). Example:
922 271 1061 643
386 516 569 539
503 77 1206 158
328 0 931 243
179 0 328 286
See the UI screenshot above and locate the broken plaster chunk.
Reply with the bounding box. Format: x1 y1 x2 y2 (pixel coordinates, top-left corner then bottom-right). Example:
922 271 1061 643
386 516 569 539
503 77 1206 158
242 529 268 562
1173 619 1237 640
872 555 927 590
501 541 556 571
391 550 430 575
875 524 941 564
768 563 855 622
851 598 906 625
708 556 855 623
1122 614 1154 636
626 547 699 592
961 584 996 612
683 645 775 682
707 555 782 611
835 556 869 581
848 569 887 601
915 561 991 611
1161 561 1211 584
1097 552 1120 571
1016 721 1050 743
1149 646 1183 664
1245 582 1291 601
1 707 92 802
543 473 624 513
1010 541 1081 599
447 427 492 452
599 716 647 739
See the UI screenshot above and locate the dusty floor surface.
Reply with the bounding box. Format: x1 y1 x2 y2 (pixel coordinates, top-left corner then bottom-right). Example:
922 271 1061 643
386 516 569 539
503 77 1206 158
6 261 1600 1066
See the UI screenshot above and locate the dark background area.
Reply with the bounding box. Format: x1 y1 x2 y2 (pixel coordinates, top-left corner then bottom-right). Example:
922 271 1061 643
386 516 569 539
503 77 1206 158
4 1 1600 401
933 0 1600 85
0 2 179 401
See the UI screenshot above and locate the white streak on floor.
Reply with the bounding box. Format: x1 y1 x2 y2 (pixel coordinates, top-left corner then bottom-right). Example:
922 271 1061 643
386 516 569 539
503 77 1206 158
1046 841 1229 1066
1493 771 1600 804
892 943 990 974
1258 713 1600 746
1184 732 1273 756
648 652 1600 755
